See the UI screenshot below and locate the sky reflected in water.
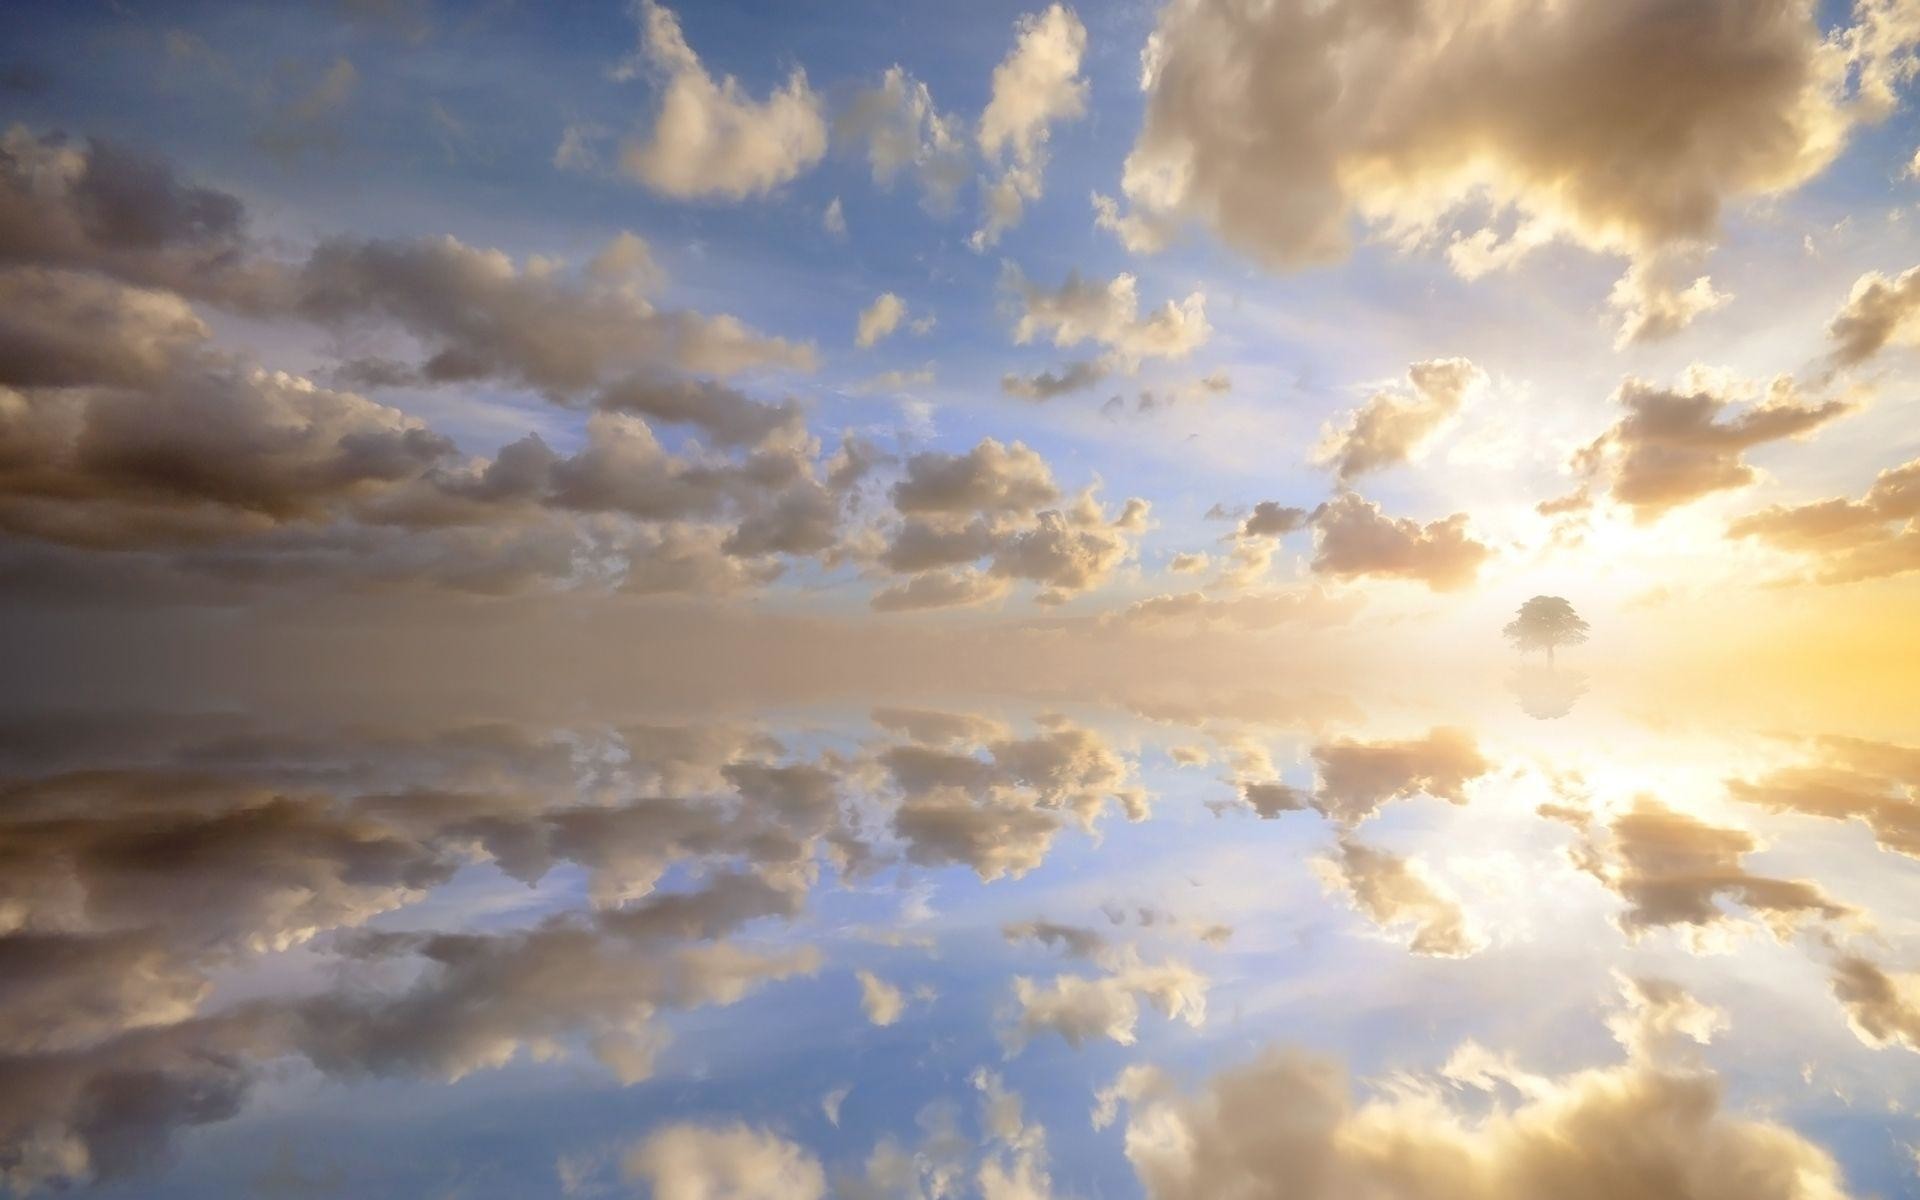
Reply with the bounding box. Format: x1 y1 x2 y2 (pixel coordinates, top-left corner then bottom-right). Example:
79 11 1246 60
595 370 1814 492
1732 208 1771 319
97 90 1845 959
2 666 1916 1198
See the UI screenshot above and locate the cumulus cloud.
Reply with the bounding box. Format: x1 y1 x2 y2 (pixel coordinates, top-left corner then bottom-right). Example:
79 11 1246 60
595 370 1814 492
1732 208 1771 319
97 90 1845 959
893 439 1058 517
1002 951 1207 1051
1000 358 1107 401
1096 0 1917 340
1004 265 1209 368
0 716 873 1189
1608 248 1732 348
0 255 846 601
1239 501 1310 540
1315 358 1481 482
1234 726 1490 825
1729 455 1920 583
616 0 827 200
0 127 268 306
296 232 816 393
838 66 969 216
871 440 1148 608
1315 836 1485 957
856 292 908 348
1559 797 1856 945
1308 492 1493 591
1827 263 1920 367
1830 955 1920 1053
0 133 820 400
1570 372 1854 522
1095 981 1855 1200
972 5 1088 248
855 969 906 1026
1002 918 1112 963
1728 735 1920 856
881 717 1144 879
623 1122 826 1200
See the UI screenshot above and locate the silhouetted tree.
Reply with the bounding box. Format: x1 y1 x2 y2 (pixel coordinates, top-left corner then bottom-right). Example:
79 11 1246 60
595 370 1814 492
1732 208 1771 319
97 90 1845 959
1503 595 1588 666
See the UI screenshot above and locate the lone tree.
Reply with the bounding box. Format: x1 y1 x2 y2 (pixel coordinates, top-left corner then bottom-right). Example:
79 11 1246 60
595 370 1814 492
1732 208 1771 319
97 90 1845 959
1503 595 1588 666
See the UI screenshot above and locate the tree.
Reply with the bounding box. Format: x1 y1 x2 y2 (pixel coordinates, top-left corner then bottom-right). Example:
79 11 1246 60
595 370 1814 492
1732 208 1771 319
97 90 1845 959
1503 595 1588 666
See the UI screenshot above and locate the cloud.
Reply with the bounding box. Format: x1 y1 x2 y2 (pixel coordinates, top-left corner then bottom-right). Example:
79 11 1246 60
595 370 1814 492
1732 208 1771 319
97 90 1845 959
1308 493 1493 592
0 356 456 550
588 229 666 292
0 127 268 306
552 121 608 172
856 292 908 348
872 567 1012 612
1560 797 1856 945
1096 0 1915 341
882 717 1143 878
972 4 1088 248
1315 836 1485 957
0 267 208 388
1608 248 1732 348
893 439 1059 517
1239 501 1309 539
1315 358 1480 482
1095 981 1855 1200
872 462 1149 609
1234 726 1490 826
838 67 969 216
1830 955 1920 1053
1002 919 1112 962
1004 266 1209 367
0 714 895 1190
296 232 816 393
616 1 826 200
1728 455 1920 583
0 932 209 1056
0 255 847 600
822 196 846 237
1728 736 1920 856
1572 373 1854 522
1827 263 1920 367
856 969 906 1026
1002 951 1207 1051
1000 358 1108 401
623 1122 826 1200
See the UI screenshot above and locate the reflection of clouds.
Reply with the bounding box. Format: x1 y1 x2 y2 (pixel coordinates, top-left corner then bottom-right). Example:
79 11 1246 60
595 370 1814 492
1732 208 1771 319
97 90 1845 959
1553 797 1858 946
2 703 1916 1192
1094 978 1858 1200
0 706 1152 1189
1002 950 1209 1052
622 1121 826 1200
1314 837 1485 958
878 713 1147 880
1830 956 1920 1056
1730 735 1920 860
1227 726 1492 825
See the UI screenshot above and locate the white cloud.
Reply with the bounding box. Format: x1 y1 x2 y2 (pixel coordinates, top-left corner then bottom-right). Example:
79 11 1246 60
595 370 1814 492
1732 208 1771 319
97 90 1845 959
617 0 827 200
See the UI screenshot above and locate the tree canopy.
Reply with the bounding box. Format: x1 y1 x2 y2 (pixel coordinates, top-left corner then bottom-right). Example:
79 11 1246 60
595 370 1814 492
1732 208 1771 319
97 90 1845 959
1503 595 1589 660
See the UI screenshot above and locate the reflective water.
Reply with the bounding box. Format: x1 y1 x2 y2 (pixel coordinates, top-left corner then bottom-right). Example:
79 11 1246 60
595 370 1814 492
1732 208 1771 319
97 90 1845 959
1 669 1916 1198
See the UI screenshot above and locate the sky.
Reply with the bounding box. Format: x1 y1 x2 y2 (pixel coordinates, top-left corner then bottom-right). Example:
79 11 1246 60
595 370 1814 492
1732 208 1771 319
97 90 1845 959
2 0 1920 1197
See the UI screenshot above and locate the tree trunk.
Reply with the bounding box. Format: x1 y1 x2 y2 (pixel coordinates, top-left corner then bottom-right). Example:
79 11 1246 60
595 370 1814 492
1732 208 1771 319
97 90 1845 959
1547 643 1555 668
